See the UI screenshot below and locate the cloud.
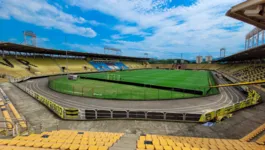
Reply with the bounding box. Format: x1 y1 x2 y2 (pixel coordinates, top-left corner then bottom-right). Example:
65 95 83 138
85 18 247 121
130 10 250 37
0 0 97 38
8 38 17 43
67 0 253 59
111 34 124 40
114 25 149 36
88 20 106 26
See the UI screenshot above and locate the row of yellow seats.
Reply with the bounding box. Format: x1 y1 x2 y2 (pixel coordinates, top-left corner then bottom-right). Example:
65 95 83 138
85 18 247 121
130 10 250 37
0 130 124 150
0 100 13 129
7 102 27 128
256 133 265 145
137 135 264 150
0 140 109 150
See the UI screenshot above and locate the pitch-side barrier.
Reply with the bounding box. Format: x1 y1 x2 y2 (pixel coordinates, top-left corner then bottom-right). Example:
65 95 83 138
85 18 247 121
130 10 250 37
13 80 261 122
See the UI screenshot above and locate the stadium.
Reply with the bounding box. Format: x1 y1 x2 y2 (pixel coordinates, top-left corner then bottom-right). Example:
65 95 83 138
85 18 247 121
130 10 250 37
0 0 265 150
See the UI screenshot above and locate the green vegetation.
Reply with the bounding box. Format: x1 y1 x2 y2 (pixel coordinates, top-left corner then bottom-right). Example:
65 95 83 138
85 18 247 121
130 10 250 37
49 69 219 100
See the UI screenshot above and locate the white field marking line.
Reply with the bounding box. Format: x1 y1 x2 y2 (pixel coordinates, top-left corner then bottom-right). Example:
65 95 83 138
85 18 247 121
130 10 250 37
188 77 241 112
232 85 245 102
216 78 243 108
230 85 245 102
227 85 239 103
222 78 244 104
32 82 90 109
217 79 233 105
32 78 230 112
215 80 233 109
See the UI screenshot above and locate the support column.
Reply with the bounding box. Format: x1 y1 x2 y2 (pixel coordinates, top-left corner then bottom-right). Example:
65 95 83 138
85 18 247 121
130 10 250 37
248 38 250 49
252 36 255 48
257 32 259 47
262 30 264 44
245 39 247 50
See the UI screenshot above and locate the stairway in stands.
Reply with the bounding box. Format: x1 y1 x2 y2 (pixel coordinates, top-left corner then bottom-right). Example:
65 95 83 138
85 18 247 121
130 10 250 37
241 123 265 145
110 134 139 150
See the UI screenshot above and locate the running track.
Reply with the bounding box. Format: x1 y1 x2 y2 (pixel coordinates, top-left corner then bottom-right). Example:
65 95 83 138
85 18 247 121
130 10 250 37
19 74 246 116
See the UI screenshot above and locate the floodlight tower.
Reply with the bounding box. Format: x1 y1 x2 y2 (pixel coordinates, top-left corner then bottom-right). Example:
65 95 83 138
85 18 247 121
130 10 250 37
23 31 37 47
220 48 226 58
144 53 148 58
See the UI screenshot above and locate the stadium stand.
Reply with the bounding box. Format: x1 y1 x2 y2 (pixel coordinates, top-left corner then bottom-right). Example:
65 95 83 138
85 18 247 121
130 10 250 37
90 61 111 71
54 58 93 73
0 130 124 150
7 102 27 129
115 61 129 70
150 64 173 69
0 55 148 77
17 56 62 75
232 65 265 82
0 57 33 78
105 62 119 70
0 87 27 130
0 99 13 130
137 134 265 150
0 76 8 83
256 134 265 145
123 61 146 69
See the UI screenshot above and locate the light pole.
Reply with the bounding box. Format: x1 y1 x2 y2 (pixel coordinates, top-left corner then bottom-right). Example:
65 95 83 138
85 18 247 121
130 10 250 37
65 36 69 74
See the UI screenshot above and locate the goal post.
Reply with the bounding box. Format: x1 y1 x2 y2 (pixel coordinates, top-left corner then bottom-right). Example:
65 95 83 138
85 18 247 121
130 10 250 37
106 74 120 81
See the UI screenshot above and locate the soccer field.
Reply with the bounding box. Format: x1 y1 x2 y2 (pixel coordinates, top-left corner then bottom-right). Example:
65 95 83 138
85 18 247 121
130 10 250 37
49 69 218 100
80 69 215 93
49 77 199 100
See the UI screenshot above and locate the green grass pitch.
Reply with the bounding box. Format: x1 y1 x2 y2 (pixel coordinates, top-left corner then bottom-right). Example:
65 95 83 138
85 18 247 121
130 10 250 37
49 69 218 100
80 69 215 92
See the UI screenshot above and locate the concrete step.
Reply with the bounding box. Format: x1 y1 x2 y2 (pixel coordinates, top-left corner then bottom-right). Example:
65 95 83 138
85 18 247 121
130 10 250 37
110 134 139 150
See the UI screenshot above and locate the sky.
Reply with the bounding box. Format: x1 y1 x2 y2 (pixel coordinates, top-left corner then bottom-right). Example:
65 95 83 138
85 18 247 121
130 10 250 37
0 0 254 60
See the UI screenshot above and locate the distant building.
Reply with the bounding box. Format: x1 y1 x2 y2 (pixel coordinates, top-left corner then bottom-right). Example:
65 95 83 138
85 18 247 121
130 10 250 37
205 56 212 63
196 56 203 64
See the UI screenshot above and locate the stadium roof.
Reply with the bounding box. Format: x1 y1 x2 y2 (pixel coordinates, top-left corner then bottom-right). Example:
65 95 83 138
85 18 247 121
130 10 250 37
0 42 149 60
226 0 265 29
216 44 265 62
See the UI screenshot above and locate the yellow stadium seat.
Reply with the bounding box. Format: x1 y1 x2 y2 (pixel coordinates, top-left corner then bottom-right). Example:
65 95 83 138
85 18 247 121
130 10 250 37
51 143 62 149
60 143 71 150
89 146 99 150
